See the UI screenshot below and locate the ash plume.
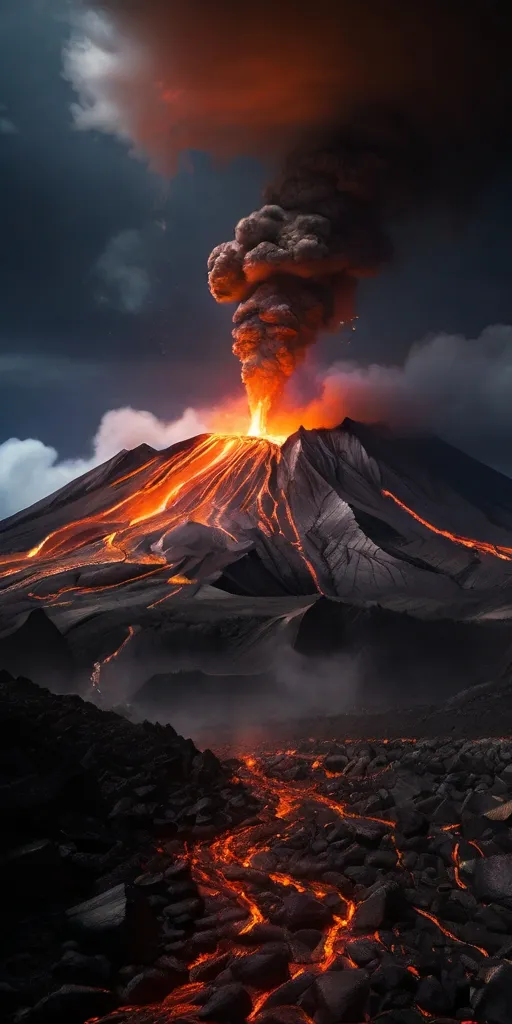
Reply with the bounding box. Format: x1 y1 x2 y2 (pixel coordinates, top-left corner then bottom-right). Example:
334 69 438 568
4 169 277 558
208 128 404 419
67 2 512 422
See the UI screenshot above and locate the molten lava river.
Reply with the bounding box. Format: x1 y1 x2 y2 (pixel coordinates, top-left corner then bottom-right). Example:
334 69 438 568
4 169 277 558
93 744 486 1024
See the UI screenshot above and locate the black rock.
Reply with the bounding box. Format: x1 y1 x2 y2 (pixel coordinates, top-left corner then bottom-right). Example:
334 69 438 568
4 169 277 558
324 755 348 772
314 969 370 1023
351 888 388 932
473 854 512 906
120 968 182 1005
237 924 288 945
471 961 512 1024
371 963 417 993
198 982 252 1021
258 971 316 1010
19 984 117 1024
66 883 159 962
280 892 332 931
52 951 111 986
232 950 289 989
344 938 382 966
351 883 401 932
292 928 323 950
415 975 454 1015
190 952 231 983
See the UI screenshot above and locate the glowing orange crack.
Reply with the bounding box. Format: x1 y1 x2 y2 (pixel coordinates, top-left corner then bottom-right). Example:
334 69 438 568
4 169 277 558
382 488 512 561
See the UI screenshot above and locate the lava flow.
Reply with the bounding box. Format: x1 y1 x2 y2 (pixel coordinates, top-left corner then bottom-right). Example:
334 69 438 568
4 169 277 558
108 746 491 1024
0 427 316 604
0 419 510 623
382 488 512 562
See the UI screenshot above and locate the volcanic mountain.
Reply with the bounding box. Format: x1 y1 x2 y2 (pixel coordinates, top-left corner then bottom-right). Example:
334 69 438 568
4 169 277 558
0 418 512 701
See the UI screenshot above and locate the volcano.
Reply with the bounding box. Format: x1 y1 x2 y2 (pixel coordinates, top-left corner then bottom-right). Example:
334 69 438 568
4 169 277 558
0 417 512 702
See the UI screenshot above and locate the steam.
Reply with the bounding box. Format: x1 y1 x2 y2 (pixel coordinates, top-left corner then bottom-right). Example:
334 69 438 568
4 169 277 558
131 647 362 737
317 325 512 473
64 3 512 424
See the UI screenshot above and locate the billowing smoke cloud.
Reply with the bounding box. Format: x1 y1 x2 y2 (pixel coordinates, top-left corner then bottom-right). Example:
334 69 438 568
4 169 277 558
94 229 151 313
0 406 206 518
65 2 512 425
3 326 512 519
314 325 512 475
208 137 396 420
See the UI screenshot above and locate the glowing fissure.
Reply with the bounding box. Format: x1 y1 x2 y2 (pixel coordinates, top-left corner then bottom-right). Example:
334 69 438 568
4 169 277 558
0 431 508 616
0 433 320 603
91 625 136 689
138 751 491 1022
382 488 512 561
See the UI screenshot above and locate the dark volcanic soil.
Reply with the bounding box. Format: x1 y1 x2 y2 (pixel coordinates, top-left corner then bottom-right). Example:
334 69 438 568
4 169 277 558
3 673 512 1024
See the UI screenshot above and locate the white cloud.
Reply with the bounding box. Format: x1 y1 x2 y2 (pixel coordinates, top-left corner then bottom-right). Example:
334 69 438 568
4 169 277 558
0 406 207 519
94 229 150 313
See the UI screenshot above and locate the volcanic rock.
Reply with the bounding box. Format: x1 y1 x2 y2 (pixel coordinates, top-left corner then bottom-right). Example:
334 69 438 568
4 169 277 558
415 975 454 1016
313 969 370 1023
280 892 332 931
119 967 183 1005
472 962 512 1024
66 884 159 962
4 420 512 696
198 983 253 1021
351 884 400 932
19 984 118 1024
51 951 111 986
258 971 316 1010
473 854 512 906
232 950 290 989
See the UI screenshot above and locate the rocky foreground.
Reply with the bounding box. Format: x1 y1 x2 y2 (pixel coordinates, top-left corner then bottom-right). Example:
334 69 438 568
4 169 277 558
0 673 258 1022
3 675 512 1024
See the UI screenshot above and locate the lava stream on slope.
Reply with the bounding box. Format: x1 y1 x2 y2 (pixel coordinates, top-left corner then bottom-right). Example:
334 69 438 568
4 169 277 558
0 434 319 604
92 746 488 1024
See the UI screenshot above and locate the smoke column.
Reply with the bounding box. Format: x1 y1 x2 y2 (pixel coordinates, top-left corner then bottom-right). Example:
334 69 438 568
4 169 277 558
68 2 512 429
208 128 409 428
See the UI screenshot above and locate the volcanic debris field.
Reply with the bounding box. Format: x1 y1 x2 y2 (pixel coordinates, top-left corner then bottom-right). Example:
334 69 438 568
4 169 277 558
3 675 512 1024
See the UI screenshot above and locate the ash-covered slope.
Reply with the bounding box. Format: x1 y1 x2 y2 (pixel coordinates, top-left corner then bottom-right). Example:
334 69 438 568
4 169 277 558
0 419 512 691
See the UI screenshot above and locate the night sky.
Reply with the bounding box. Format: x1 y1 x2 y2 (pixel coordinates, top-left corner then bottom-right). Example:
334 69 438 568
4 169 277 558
1 1 512 514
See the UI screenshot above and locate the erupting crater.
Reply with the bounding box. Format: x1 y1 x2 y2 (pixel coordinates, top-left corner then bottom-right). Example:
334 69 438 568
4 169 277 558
1 418 512 691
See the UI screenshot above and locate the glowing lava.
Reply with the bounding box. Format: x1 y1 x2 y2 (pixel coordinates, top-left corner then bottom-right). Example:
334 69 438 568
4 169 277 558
0 432 318 603
135 747 492 1024
248 398 270 438
382 488 512 561
247 398 286 446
